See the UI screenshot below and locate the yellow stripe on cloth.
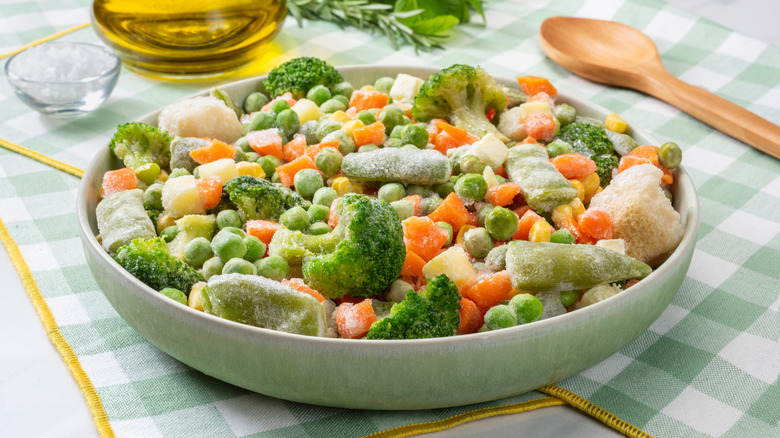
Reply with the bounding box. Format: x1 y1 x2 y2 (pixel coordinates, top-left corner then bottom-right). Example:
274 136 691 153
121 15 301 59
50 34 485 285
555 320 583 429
0 217 115 438
0 137 84 178
363 397 566 438
538 385 654 438
0 23 91 60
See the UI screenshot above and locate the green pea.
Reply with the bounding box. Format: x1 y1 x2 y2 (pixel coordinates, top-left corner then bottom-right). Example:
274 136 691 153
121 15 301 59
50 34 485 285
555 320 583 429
306 85 332 106
550 228 575 244
454 173 488 203
316 119 342 142
220 226 245 237
144 183 164 211
374 76 395 94
184 237 214 267
168 168 190 179
464 227 493 259
201 256 225 280
136 162 161 185
391 199 415 221
323 129 357 155
279 206 310 230
546 139 573 158
432 181 454 198
160 225 178 242
495 175 506 184
314 147 343 176
375 183 403 203
560 290 580 308
211 229 247 262
436 221 453 246
404 185 430 198
509 293 543 324
234 136 252 153
484 304 517 330
257 156 281 179
383 138 403 148
159 287 188 305
358 144 379 153
244 151 260 162
307 204 330 223
401 123 429 148
459 154 487 175
658 142 682 169
331 81 353 98
356 110 376 125
320 98 347 114
275 109 300 138
307 221 332 235
243 111 275 134
333 94 350 107
244 92 270 113
293 168 324 198
216 209 242 230
477 204 497 227
312 187 337 207
269 99 291 114
299 120 320 145
554 103 576 126
378 107 404 135
389 124 404 139
255 255 290 281
424 194 443 215
271 171 281 184
234 148 247 163
222 258 257 275
485 245 507 272
401 115 411 125
239 235 264 263
485 207 519 241
400 144 418 150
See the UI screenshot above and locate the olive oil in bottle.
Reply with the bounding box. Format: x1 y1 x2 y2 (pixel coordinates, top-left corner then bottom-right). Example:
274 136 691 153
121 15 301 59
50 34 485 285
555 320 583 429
91 0 286 77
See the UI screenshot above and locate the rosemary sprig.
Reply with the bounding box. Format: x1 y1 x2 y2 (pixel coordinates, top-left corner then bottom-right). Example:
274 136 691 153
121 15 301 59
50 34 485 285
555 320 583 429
287 0 453 52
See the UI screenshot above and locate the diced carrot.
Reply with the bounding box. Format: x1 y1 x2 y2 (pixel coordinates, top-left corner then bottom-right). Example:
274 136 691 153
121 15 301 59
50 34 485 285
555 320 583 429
304 140 341 161
426 118 445 144
513 209 544 241
245 220 281 246
618 155 652 173
190 139 236 165
275 155 318 187
527 91 553 104
630 145 660 167
457 298 483 335
486 182 522 207
195 176 222 210
465 271 514 312
101 167 137 197
282 278 325 303
436 120 480 145
401 249 426 277
261 92 296 112
345 106 358 118
282 134 307 162
550 153 598 179
328 199 340 228
559 216 594 245
246 128 283 160
519 136 542 145
578 208 613 241
402 216 450 261
516 76 558 96
352 121 386 147
661 167 674 185
402 194 424 216
428 192 472 234
335 299 377 339
433 130 463 154
625 279 640 289
495 166 507 178
523 112 557 142
349 89 389 112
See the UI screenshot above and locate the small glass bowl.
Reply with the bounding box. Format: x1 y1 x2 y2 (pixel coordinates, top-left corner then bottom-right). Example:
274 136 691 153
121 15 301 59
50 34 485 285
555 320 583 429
5 42 121 117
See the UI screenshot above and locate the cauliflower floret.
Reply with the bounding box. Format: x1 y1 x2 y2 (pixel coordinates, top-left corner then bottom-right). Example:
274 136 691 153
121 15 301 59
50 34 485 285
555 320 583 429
158 96 242 144
497 106 526 141
589 164 683 267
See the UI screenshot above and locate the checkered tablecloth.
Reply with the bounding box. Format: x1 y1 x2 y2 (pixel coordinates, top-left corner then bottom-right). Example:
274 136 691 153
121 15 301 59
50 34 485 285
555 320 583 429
1 0 778 437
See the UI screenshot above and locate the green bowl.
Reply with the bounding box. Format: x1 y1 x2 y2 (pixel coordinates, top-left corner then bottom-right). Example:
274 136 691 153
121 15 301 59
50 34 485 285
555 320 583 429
77 66 698 410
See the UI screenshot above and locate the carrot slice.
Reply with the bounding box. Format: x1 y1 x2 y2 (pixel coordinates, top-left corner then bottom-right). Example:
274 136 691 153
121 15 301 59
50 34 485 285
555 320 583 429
101 167 137 197
513 209 544 241
190 139 236 165
523 112 557 142
559 216 594 245
195 176 222 210
402 194 425 217
618 155 652 173
282 278 325 303
433 130 463 154
349 89 390 112
578 207 614 241
516 76 558 96
465 271 514 312
275 155 318 187
550 153 598 179
335 299 377 339
457 298 483 335
246 128 283 160
486 182 522 206
435 120 480 145
245 220 281 246
428 192 472 234
401 249 426 277
282 134 307 162
403 216 450 261
352 121 386 147
630 145 660 166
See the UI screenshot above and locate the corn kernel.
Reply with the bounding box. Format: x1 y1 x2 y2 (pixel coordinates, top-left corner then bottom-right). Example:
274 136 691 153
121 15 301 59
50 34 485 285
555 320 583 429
341 119 365 136
236 161 265 178
528 220 553 242
347 182 364 195
456 225 476 246
330 111 352 123
569 197 586 219
570 178 585 202
331 176 351 196
552 204 573 226
605 112 628 133
360 85 375 91
578 172 600 198
188 282 206 311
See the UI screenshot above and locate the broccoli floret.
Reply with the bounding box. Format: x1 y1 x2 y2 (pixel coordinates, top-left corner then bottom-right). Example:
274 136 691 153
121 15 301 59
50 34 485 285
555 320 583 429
263 57 345 98
224 175 305 222
109 122 172 173
114 237 203 294
558 122 619 186
411 64 508 141
366 274 461 340
269 194 405 299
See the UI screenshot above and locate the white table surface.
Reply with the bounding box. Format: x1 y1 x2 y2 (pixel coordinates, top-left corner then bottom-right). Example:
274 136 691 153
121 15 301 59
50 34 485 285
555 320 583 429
2 1 778 437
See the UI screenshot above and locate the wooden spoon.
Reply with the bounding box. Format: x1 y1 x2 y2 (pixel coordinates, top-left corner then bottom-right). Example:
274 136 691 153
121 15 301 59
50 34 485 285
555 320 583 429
540 16 780 159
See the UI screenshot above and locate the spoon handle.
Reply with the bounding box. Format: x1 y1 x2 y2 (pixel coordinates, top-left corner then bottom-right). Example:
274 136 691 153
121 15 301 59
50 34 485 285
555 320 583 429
644 71 780 159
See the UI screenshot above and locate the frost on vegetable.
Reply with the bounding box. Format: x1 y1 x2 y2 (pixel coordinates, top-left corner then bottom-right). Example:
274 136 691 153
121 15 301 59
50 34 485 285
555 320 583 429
158 96 242 144
170 136 209 172
505 143 578 211
96 189 156 253
341 148 452 185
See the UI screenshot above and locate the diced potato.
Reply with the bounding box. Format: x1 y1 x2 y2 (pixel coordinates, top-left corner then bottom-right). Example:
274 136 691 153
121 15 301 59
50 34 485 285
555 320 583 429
576 283 622 309
595 239 626 255
497 107 526 141
291 98 324 123
466 133 508 170
329 111 352 123
389 73 424 105
422 246 476 290
198 158 239 183
162 175 204 217
483 166 498 189
519 101 552 115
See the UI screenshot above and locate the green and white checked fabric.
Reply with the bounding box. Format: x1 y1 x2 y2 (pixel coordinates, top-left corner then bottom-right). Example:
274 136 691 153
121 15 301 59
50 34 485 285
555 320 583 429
1 0 779 437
